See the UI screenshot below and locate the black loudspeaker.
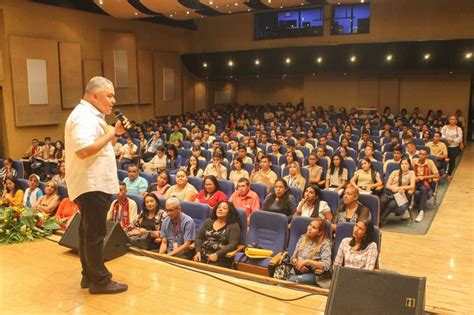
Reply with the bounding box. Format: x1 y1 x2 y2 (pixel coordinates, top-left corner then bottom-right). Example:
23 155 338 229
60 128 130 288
326 267 426 315
59 213 129 261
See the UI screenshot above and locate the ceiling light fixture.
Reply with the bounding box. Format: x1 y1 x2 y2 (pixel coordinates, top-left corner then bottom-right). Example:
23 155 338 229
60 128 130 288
386 54 393 61
316 56 323 63
203 62 208 68
350 55 356 63
228 60 234 67
255 59 260 65
465 52 472 59
424 53 431 60
285 57 291 64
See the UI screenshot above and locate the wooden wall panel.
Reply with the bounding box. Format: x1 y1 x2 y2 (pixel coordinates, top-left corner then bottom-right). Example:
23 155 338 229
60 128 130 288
59 42 82 109
194 81 207 112
82 59 102 89
9 35 61 126
153 51 182 116
379 78 400 113
101 31 138 105
357 79 379 109
137 49 153 104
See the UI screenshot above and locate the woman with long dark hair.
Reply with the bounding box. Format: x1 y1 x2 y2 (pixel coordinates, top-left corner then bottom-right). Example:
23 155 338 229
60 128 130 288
0 176 24 207
333 219 378 270
166 143 182 172
262 178 297 219
350 158 383 195
193 201 241 268
294 184 332 221
441 114 463 180
195 175 228 208
287 218 332 286
325 153 348 195
184 155 204 178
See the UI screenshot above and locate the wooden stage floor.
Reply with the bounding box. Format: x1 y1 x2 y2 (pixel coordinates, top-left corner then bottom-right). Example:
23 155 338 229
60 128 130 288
1 146 473 314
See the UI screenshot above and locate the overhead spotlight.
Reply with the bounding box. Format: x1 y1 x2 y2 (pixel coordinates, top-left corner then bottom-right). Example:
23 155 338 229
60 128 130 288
350 55 356 63
300 2 304 5
312 73 316 76
169 14 173 18
99 0 103 4
255 59 260 65
424 53 431 60
280 6 283 8
268 0 271 3
465 52 473 59
228 11 232 13
235 2 238 6
228 60 234 67
316 56 323 63
343 72 347 76
202 62 208 68
450 71 454 75
285 57 291 64
386 54 393 61
216 5 218 8
361 0 365 2
209 1 213 4
247 8 251 11
134 12 138 16
186 11 190 15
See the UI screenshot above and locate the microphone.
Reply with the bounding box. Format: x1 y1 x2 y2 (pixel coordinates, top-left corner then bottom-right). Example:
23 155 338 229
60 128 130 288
114 110 132 139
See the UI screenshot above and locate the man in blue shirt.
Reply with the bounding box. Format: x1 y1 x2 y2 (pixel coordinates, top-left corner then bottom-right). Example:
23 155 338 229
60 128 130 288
159 197 195 259
123 164 148 196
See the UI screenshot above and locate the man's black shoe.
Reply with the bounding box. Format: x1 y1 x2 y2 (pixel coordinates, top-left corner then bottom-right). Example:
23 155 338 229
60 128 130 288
80 277 91 289
89 281 128 295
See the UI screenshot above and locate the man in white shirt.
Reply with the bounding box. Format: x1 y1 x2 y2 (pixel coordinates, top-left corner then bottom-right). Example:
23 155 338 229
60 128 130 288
65 76 128 295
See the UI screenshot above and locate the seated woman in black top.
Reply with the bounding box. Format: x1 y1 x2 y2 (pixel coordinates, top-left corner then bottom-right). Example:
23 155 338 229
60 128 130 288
331 186 370 233
262 178 297 220
193 201 241 268
128 193 167 250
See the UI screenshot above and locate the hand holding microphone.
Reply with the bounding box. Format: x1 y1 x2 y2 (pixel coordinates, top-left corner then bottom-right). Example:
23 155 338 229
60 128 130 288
114 110 132 139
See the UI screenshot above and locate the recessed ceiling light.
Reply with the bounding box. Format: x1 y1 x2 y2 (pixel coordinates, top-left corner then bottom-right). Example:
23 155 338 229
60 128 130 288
312 73 316 76
216 5 218 8
134 12 138 16
235 2 238 6
343 72 347 75
228 60 234 67
99 0 103 4
203 62 207 68
316 56 323 63
247 8 251 11
424 53 431 60
186 11 190 15
450 71 454 74
350 55 356 62
169 14 173 17
465 52 472 59
255 59 260 65
285 57 291 64
268 0 271 3
209 1 213 4
386 54 393 61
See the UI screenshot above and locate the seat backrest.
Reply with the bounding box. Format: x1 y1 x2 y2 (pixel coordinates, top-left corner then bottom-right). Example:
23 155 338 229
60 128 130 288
139 172 156 186
384 162 400 183
127 193 144 214
296 146 309 157
247 211 288 253
343 159 355 180
327 140 339 150
319 189 340 215
188 176 204 191
270 165 281 178
235 208 248 245
218 179 235 198
333 222 381 267
358 194 380 226
317 158 328 180
12 160 24 179
288 216 312 256
250 183 267 207
17 178 29 191
118 169 129 181
169 175 176 185
180 201 210 232
177 148 191 161
58 185 68 199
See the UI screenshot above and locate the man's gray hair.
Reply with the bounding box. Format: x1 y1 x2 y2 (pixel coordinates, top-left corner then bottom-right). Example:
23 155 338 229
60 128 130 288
84 76 113 94
166 197 181 209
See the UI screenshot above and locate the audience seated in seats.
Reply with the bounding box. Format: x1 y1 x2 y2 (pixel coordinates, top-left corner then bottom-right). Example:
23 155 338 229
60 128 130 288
297 134 314 152
0 176 24 207
317 136 333 153
380 158 415 225
247 138 262 156
203 152 228 180
358 129 370 151
184 155 204 179
164 170 198 202
325 153 348 195
287 218 332 286
195 175 228 208
315 146 331 166
412 148 439 222
51 160 67 186
54 198 79 229
202 129 216 145
149 171 171 199
142 145 167 174
286 139 304 160
142 132 163 162
169 125 184 143
0 158 17 190
193 201 241 268
23 174 44 208
250 155 278 193
361 146 378 162
331 186 370 232
123 164 148 196
113 141 123 159
269 140 283 159
383 145 403 173
159 197 195 258
38 136 55 177
229 157 249 187
426 131 448 171
128 193 166 250
441 115 463 180
262 178 297 220
304 153 323 185
165 144 182 173
333 220 378 270
33 180 60 215
117 137 138 170
53 140 65 162
191 145 206 162
406 142 419 162
107 181 138 231
337 146 354 162
22 138 42 176
228 178 260 218
283 161 306 191
294 185 332 220
236 144 253 164
350 158 383 195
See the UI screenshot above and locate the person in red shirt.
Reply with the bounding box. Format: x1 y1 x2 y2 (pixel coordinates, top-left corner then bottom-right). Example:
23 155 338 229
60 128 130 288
228 178 260 218
195 175 227 208
54 198 79 229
